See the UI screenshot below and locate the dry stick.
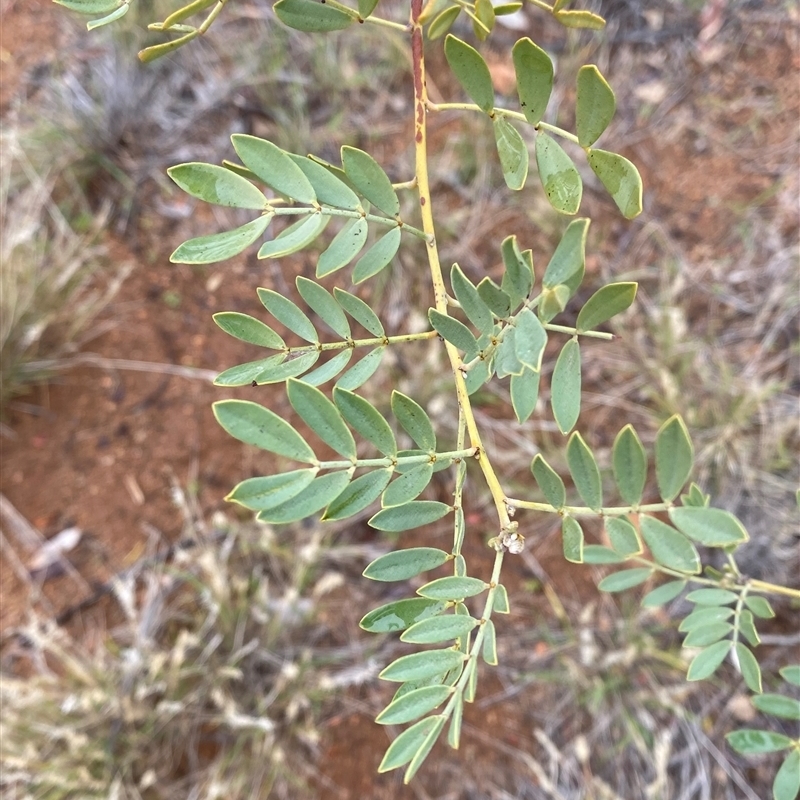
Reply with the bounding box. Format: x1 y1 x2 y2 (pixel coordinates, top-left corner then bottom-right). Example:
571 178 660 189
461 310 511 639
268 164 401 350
19 354 218 382
0 492 43 549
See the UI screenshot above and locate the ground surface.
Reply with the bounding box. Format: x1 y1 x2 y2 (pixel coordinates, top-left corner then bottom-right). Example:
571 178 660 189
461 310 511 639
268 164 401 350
1 1 798 798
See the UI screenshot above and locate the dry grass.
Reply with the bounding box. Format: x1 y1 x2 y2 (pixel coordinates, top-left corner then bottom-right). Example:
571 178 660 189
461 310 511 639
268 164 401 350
0 504 374 800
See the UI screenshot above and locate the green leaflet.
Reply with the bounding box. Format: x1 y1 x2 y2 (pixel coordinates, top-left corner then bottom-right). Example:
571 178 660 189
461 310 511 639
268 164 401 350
357 0 380 19
379 649 466 683
684 624 734 648
465 359 492 395
639 515 701 574
376 685 452 725
582 545 624 564
494 583 510 613
369 501 452 532
253 350 320 384
56 0 122 13
514 308 547 372
334 346 385 390
428 5 460 39
392 391 436 451
360 598 448 633
566 432 602 510
171 216 271 264
417 576 487 601
287 378 356 459
641 579 686 608
482 618 498 665
230 135 316 203
257 470 352 523
444 35 494 113
686 588 738 606
679 607 734 632
295 277 350 339
323 468 392 520
543 218 589 290
273 0 354 31
333 288 385 336
341 146 400 217
668 507 749 547
553 9 606 29
451 264 494 334
257 288 318 343
226 469 317 511
535 133 582 215
168 163 267 210
258 213 328 259
363 547 450 582
429 309 479 355
212 311 285 349
510 367 540 423
501 236 534 307
726 729 794 755
612 424 647 506
473 0 495 39
333 388 396 455
686 640 731 681
401 614 478 644
587 149 643 219
752 694 800 721
495 328 523 379
774 749 800 800
745 596 775 619
316 217 369 277
378 716 443 773
512 37 553 126
296 350 352 386
655 415 694 501
606 517 641 557
287 154 361 210
597 568 652 593
213 354 286 387
383 463 435 507
575 65 616 148
551 339 581 434
493 116 529 191
562 516 584 563
530 453 566 508
576 282 637 332
477 277 512 318
213 399 315 462
734 643 762 694
352 226 401 283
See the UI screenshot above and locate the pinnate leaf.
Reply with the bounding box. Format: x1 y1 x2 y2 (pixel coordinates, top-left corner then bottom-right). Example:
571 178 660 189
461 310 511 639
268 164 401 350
392 391 436 451
257 470 351 523
668 507 749 547
562 516 584 563
417 576 487 601
566 431 602 510
726 729 794 754
296 277 350 338
316 217 369 277
360 598 448 633
352 226 401 283
323 468 391 520
531 454 566 509
598 568 652 593
258 213 328 259
686 639 731 681
379 649 467 683
227 469 317 510
401 614 478 644
333 288 385 336
333 388 396 455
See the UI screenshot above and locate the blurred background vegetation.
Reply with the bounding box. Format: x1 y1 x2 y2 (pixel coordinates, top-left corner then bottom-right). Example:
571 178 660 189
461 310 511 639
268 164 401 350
0 0 797 798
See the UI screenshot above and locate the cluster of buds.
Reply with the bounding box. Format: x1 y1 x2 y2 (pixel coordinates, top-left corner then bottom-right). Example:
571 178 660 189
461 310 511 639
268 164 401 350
489 522 525 554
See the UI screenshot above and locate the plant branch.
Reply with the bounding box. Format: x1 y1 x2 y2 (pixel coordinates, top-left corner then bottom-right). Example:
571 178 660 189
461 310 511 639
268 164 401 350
268 206 428 241
282 330 439 355
411 0 510 530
